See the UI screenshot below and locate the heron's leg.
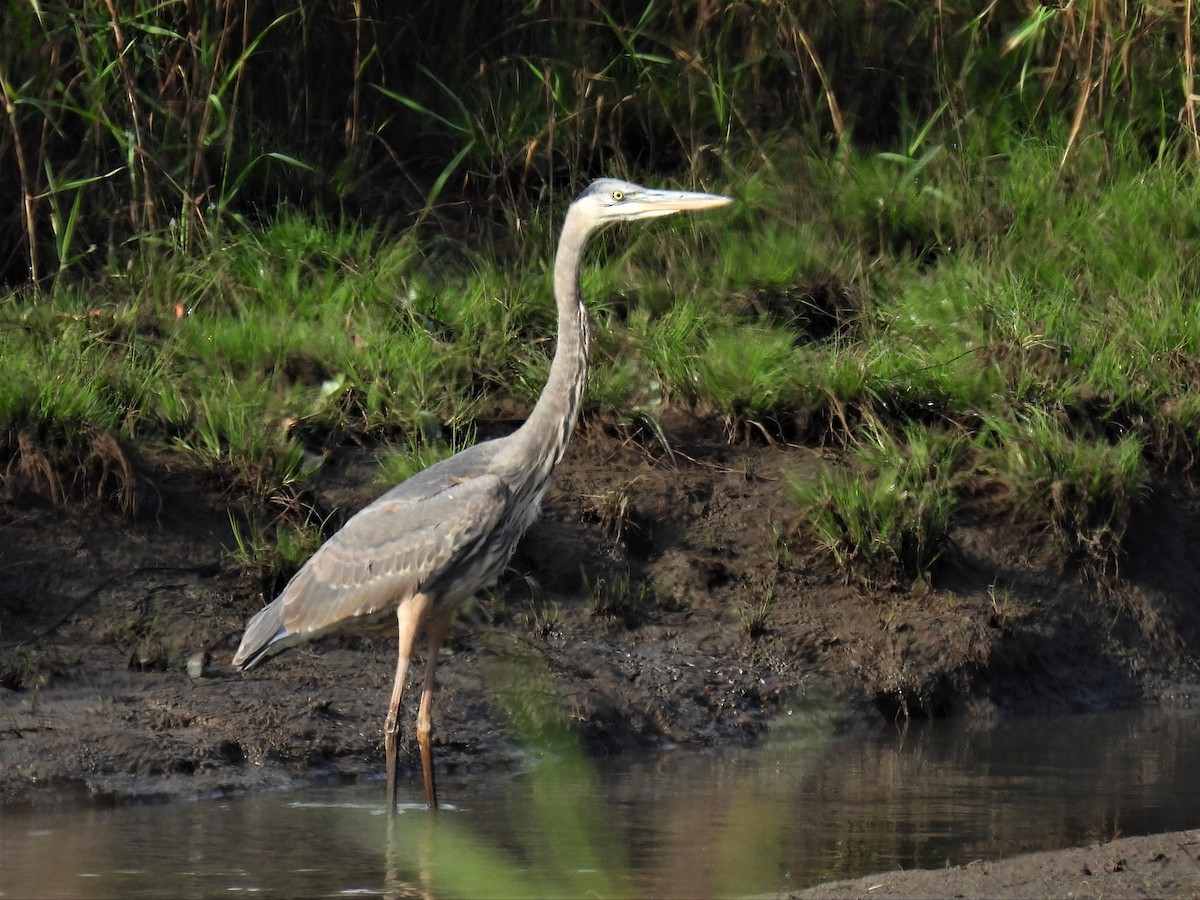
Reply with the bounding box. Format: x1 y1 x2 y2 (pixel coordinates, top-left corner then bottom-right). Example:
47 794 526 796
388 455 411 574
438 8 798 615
386 595 430 813
416 609 451 809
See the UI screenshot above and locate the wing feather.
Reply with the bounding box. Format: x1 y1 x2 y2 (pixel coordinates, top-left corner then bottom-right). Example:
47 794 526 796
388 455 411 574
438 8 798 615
233 471 512 667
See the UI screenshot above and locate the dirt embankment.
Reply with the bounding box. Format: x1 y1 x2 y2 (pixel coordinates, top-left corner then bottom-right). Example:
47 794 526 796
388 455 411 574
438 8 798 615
3 414 1200 896
791 829 1200 899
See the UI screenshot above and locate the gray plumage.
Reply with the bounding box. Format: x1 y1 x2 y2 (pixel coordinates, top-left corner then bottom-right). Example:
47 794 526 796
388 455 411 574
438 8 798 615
233 444 512 667
232 178 733 810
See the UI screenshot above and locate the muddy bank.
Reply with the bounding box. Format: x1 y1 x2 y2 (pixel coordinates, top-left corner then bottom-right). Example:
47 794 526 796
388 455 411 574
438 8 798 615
792 828 1200 899
2 413 1200 809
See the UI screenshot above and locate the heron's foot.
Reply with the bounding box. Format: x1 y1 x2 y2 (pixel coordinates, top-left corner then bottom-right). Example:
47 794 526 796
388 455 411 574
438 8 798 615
416 722 438 809
384 727 400 814
420 750 438 809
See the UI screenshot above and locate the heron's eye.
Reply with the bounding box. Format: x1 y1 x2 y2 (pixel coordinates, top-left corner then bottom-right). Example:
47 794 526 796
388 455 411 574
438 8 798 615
611 190 624 201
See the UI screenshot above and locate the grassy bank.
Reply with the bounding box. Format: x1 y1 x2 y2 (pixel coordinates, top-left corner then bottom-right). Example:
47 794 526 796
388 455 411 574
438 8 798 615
2 131 1197 590
3 1 1199 592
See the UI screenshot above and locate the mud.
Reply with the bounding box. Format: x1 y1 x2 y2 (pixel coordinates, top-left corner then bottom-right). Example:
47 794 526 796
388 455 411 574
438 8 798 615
792 828 1200 899
2 413 1200 894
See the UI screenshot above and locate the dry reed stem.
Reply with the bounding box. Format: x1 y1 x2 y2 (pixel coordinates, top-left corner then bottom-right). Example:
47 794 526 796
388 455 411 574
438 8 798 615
0 64 39 282
1059 0 1099 171
1184 0 1200 158
794 25 846 150
103 0 157 233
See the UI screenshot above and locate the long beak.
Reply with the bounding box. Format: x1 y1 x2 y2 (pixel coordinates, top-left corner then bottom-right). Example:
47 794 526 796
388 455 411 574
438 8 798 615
627 187 734 219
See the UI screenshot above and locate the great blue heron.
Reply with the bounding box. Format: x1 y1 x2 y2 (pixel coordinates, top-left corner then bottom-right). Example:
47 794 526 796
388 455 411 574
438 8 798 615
231 178 733 810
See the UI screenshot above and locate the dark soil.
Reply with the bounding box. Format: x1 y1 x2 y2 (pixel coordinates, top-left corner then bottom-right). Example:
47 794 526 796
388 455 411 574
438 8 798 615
3 411 1200 895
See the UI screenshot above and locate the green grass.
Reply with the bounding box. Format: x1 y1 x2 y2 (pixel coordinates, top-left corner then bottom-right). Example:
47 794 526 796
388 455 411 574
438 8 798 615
2 128 1197 589
975 410 1148 571
791 423 966 587
7 1 1199 284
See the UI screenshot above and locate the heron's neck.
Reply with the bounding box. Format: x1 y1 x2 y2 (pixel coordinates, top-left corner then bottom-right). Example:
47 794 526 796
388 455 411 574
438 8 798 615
508 207 592 474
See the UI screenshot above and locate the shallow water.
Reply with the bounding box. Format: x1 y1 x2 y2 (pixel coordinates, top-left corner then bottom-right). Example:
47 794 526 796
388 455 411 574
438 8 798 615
3 708 1199 898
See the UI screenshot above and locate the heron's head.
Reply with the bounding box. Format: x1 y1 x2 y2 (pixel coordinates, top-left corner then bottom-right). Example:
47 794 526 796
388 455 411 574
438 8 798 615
571 178 733 229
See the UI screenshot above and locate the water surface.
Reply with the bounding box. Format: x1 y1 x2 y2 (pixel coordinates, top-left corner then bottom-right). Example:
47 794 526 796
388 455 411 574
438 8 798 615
3 708 1199 898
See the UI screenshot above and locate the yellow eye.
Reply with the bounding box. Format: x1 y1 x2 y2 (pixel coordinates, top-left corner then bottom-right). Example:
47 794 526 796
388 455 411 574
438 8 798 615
611 190 624 201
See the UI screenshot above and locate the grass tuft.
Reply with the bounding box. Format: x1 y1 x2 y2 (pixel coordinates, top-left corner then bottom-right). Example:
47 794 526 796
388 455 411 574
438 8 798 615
974 411 1148 575
791 423 966 587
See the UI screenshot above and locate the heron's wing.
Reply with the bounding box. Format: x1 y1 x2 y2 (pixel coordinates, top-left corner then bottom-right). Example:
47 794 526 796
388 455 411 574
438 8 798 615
282 473 512 631
233 472 512 667
373 438 501 507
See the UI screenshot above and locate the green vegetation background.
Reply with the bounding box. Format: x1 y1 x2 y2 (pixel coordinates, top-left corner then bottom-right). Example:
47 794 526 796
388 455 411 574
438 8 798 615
2 0 1198 584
